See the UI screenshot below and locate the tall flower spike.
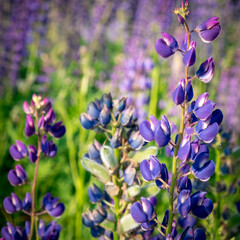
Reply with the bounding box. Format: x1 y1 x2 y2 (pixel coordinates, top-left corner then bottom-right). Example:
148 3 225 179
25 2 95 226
155 33 178 58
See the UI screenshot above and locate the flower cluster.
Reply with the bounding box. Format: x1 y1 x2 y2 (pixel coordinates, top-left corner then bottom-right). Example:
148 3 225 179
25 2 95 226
80 93 161 239
130 1 222 239
1 94 65 240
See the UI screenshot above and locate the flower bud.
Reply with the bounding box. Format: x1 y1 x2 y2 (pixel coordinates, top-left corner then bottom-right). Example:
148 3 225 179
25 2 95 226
92 207 107 224
172 78 185 105
99 106 111 125
28 145 37 163
120 107 133 126
196 17 220 43
115 97 127 112
9 140 28 161
38 115 45 129
22 192 32 212
25 115 35 137
186 81 193 102
177 14 185 25
80 113 98 129
183 41 196 67
23 101 32 114
155 33 178 58
88 184 103 204
128 131 144 150
44 108 56 124
196 57 215 83
88 140 101 160
87 101 101 119
100 93 113 110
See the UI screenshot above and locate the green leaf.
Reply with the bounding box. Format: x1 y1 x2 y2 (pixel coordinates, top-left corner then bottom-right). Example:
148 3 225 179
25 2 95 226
140 182 160 198
120 214 140 233
81 157 110 183
130 146 158 163
100 145 118 170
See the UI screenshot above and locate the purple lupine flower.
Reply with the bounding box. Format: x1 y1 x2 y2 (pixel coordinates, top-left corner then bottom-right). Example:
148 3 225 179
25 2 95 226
88 184 104 204
196 17 221 43
42 193 65 218
196 120 219 143
91 225 105 238
177 176 192 193
25 115 35 137
38 220 61 239
193 92 215 120
9 140 28 161
8 165 28 186
3 193 22 214
178 133 191 162
155 33 178 58
139 115 171 148
183 41 196 67
181 226 206 240
191 152 215 181
130 197 156 224
178 215 196 229
177 190 191 217
140 156 162 182
22 192 31 212
44 108 56 125
190 191 213 219
1 222 28 240
41 135 57 158
196 57 215 83
49 121 66 138
28 145 37 163
186 81 194 102
172 78 185 105
155 163 169 189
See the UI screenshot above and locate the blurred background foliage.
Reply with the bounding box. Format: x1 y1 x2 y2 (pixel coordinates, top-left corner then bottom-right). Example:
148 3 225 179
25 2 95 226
0 0 240 239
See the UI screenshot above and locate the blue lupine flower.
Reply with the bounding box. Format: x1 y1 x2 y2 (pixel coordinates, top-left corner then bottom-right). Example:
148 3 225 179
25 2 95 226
49 121 66 138
190 191 213 219
155 163 169 189
80 113 98 129
140 156 162 182
196 17 220 43
191 152 215 181
3 193 22 214
177 190 191 217
130 197 156 224
128 131 144 150
42 193 65 218
196 57 215 83
8 165 28 186
9 140 28 161
155 33 178 58
177 176 192 193
39 220 62 240
139 115 171 148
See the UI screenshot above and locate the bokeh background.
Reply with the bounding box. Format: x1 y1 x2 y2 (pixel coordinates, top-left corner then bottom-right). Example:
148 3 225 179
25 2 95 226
0 0 240 239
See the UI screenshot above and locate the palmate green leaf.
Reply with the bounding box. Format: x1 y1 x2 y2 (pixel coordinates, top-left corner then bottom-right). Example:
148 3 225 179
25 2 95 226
120 214 140 233
81 157 110 183
140 182 160 198
129 146 158 163
100 145 118 170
